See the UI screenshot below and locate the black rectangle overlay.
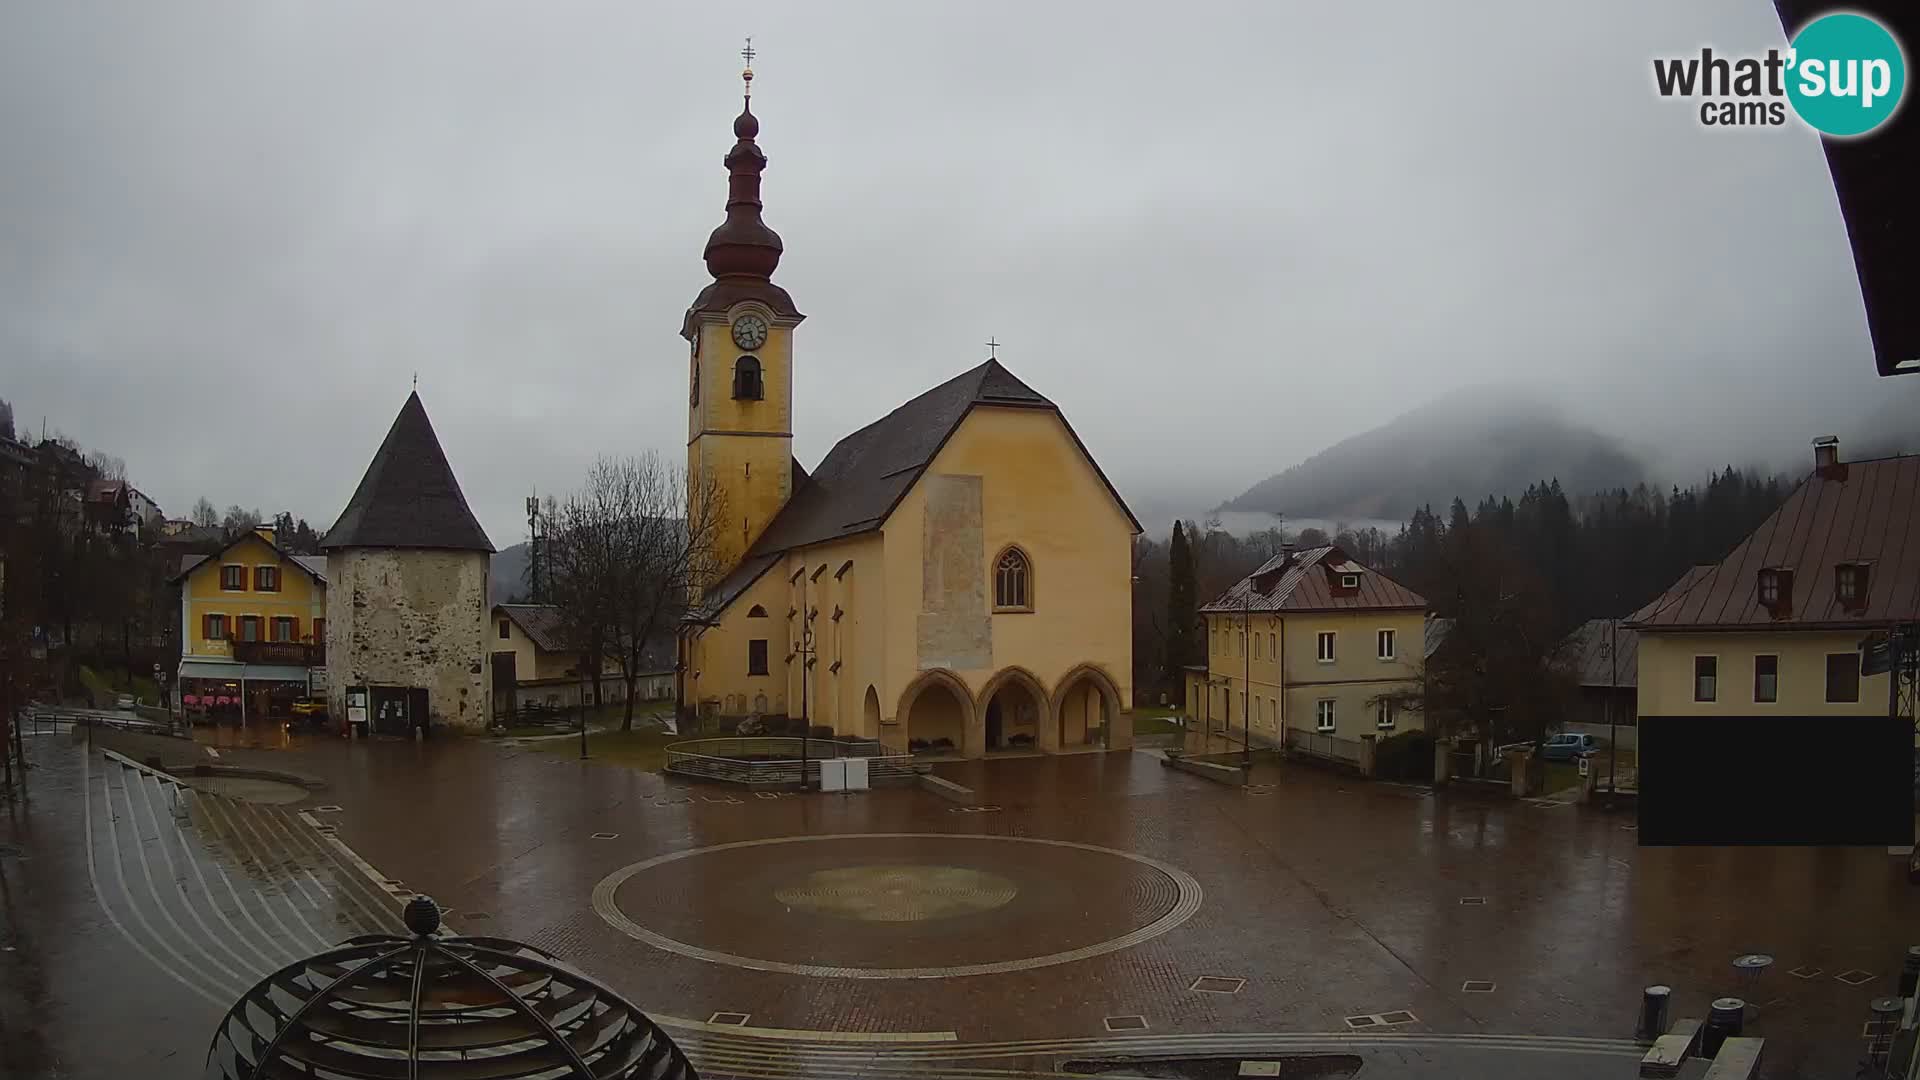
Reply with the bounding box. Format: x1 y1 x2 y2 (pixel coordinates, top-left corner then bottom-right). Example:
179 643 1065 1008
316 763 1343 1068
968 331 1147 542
1638 715 1914 845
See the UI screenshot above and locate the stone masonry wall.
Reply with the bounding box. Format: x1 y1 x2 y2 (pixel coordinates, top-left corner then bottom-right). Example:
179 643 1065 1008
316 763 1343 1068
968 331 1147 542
325 548 490 732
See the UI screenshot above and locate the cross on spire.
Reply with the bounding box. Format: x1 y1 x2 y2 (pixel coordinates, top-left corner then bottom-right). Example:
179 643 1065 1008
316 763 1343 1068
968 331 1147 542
741 37 755 97
985 337 1001 360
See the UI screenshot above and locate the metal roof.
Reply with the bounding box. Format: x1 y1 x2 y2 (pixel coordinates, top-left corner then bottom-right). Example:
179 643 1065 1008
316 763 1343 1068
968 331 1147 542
692 358 1140 620
320 392 494 553
1560 618 1638 689
1627 454 1920 631
1200 545 1426 614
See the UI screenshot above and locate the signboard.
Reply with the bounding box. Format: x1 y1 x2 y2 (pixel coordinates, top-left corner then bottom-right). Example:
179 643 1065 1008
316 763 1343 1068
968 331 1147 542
347 706 368 727
308 667 329 694
1578 756 1590 778
844 757 870 792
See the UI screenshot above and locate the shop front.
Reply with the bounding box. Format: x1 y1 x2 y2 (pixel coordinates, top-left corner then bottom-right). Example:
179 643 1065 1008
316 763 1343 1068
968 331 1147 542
179 649 319 726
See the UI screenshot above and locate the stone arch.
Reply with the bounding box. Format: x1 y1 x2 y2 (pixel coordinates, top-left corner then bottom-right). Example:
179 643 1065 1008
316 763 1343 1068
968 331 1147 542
862 685 881 740
978 666 1051 752
897 668 977 759
1052 663 1124 751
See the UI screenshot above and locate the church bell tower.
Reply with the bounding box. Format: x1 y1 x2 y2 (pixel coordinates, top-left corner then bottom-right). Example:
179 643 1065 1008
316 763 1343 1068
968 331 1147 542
683 41 805 578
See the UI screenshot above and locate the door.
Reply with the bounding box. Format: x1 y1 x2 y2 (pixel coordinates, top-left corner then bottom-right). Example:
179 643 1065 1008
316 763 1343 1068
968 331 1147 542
407 687 431 735
491 652 517 721
985 700 1003 750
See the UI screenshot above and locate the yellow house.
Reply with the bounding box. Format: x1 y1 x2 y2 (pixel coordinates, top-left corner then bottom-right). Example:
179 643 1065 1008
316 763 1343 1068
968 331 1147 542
172 527 328 720
676 78 1140 758
488 603 671 717
1191 545 1427 764
1627 438 1918 739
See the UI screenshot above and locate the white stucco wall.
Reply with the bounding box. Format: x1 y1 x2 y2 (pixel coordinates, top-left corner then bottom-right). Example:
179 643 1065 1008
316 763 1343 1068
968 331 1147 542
326 548 490 731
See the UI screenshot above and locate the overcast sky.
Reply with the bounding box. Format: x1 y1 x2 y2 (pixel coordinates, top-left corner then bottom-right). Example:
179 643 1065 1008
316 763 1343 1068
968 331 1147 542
0 1 1891 545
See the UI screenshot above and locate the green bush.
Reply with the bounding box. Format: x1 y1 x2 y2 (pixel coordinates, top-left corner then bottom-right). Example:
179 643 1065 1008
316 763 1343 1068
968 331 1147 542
1375 729 1434 782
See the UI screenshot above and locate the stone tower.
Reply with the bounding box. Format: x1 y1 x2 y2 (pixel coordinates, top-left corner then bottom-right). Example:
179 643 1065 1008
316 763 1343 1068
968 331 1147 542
682 58 805 578
320 391 495 733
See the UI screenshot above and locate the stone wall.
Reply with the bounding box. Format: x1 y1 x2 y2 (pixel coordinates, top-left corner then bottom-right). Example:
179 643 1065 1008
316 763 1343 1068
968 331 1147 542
326 548 490 732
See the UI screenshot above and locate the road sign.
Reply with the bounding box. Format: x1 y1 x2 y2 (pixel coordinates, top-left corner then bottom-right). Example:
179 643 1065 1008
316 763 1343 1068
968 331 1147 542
1578 756 1590 778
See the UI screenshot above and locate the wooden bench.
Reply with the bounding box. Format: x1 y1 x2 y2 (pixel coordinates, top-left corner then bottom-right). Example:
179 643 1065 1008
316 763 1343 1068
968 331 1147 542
1700 1036 1762 1079
1640 1017 1701 1077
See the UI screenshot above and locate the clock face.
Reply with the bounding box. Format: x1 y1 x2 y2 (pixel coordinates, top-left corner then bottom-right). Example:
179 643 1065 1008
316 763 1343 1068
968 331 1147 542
731 314 769 351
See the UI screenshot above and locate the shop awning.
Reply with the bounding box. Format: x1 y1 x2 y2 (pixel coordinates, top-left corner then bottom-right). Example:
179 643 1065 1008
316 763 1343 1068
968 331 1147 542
178 660 313 683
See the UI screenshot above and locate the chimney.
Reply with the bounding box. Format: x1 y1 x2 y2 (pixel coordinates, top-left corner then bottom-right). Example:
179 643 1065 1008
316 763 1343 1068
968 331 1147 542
1812 435 1843 479
254 525 276 545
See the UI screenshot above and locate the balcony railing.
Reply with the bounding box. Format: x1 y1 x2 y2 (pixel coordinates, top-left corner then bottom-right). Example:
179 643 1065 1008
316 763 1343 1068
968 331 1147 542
229 641 325 666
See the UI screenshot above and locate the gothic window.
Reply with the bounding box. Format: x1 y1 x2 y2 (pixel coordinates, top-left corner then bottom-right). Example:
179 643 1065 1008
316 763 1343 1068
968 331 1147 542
993 546 1032 611
747 605 768 618
733 355 763 400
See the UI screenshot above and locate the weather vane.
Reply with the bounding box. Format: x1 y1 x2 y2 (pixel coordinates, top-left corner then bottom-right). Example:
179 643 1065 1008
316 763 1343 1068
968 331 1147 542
412 371 418 390
741 36 755 98
986 337 1001 360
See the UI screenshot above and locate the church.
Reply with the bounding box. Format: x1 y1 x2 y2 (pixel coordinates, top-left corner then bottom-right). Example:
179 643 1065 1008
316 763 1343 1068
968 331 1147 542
677 62 1139 758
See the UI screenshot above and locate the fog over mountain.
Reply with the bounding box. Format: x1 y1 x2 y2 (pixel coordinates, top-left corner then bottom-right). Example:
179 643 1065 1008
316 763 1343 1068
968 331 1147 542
1125 376 1920 539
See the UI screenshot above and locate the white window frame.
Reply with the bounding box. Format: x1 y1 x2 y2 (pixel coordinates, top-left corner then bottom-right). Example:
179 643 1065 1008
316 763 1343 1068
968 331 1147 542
1341 573 1360 589
1376 698 1395 730
1316 631 1336 663
1315 698 1336 732
204 612 228 641
1693 654 1718 703
1753 653 1779 704
1377 628 1396 661
254 563 280 592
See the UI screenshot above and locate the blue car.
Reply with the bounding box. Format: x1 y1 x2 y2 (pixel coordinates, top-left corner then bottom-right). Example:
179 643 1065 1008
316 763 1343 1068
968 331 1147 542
1540 733 1599 762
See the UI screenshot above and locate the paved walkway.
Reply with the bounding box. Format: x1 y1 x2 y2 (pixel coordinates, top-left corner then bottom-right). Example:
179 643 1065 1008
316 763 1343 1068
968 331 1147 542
3 727 1912 1078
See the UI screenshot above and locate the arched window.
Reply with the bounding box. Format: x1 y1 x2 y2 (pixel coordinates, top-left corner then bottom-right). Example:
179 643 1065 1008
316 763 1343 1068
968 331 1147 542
733 355 763 400
993 546 1032 611
747 604 768 618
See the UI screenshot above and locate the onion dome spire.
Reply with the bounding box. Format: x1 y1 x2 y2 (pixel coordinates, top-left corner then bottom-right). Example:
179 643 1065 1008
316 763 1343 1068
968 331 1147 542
703 37 783 281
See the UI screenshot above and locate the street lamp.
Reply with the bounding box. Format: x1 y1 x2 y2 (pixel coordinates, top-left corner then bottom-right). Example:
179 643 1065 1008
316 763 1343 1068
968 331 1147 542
1242 588 1252 772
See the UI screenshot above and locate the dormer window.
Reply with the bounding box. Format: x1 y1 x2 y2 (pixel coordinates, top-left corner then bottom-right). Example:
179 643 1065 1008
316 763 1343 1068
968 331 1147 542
1757 567 1793 617
733 355 764 400
1340 574 1360 589
1835 563 1869 609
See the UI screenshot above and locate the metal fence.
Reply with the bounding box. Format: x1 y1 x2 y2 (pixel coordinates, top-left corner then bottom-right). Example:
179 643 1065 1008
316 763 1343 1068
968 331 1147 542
664 737 915 786
19 706 179 737
1285 728 1363 765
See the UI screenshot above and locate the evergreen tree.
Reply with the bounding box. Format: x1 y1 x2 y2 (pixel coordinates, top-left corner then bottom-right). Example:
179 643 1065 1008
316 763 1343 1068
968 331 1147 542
1166 521 1198 677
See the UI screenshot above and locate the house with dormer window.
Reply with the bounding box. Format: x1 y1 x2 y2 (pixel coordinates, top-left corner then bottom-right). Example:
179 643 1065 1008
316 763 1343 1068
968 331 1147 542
1627 437 1919 732
1189 545 1427 761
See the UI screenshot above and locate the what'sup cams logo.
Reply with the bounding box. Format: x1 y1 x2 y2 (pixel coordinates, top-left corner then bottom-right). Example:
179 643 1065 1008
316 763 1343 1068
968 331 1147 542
1654 11 1906 136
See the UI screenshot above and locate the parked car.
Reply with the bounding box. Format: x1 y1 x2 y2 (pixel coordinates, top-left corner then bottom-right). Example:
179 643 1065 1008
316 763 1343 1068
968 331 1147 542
115 692 135 711
291 698 329 726
1539 733 1599 761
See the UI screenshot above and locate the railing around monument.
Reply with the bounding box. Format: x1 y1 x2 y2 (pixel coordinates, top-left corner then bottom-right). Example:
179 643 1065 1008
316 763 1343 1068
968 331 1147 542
663 736 916 786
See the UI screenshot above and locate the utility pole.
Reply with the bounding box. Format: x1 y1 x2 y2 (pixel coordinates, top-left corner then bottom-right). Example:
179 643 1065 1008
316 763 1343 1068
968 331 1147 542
525 495 544 603
1607 611 1619 803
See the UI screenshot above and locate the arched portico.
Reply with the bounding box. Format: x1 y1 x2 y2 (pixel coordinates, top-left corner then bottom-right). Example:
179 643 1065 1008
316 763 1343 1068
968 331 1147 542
898 669 976 758
1053 663 1125 751
978 667 1050 753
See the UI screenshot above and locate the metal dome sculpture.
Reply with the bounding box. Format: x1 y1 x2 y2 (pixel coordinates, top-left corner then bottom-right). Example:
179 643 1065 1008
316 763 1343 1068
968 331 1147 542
205 896 696 1080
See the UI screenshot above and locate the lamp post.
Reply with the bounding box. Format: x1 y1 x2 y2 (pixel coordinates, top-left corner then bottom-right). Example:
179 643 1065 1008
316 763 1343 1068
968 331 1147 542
798 568 815 789
1242 589 1252 772
1607 614 1618 803
568 665 588 760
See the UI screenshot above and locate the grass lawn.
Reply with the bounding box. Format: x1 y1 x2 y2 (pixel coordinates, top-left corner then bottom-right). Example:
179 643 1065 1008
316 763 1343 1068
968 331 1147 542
1132 708 1186 735
535 726 681 772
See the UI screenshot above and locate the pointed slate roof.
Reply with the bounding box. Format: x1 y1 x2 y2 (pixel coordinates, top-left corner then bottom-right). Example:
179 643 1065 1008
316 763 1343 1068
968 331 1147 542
320 392 495 552
691 358 1140 619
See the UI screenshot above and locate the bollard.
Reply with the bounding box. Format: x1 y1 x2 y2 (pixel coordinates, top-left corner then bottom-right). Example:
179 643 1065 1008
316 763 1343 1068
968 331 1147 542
1639 985 1672 1041
1900 945 1920 998
1702 998 1745 1058
1866 997 1903 1070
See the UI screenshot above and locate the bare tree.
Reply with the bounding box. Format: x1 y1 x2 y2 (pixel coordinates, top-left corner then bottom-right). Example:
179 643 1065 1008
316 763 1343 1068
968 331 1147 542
190 497 219 527
546 454 724 732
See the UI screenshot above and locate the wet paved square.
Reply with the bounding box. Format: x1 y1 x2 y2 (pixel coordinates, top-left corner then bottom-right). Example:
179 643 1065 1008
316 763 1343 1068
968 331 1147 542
2 727 1913 1079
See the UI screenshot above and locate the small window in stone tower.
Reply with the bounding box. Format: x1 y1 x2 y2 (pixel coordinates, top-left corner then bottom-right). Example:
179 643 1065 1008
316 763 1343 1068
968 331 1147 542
733 355 763 400
994 547 1032 611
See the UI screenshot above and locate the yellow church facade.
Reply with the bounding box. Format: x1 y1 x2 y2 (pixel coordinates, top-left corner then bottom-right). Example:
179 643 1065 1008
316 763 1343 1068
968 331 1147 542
675 74 1138 758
